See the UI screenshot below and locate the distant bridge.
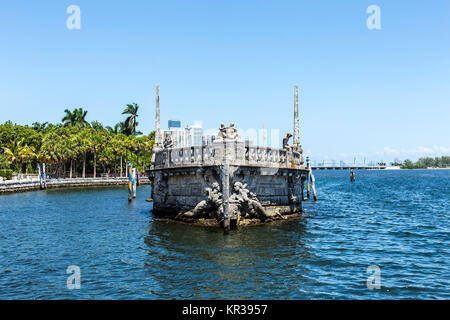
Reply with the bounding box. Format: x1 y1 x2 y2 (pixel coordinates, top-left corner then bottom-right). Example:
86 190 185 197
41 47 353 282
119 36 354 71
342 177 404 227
311 166 386 170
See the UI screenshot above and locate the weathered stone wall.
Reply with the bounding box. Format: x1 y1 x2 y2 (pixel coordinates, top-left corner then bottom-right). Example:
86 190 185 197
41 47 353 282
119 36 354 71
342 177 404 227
149 165 306 218
149 139 307 226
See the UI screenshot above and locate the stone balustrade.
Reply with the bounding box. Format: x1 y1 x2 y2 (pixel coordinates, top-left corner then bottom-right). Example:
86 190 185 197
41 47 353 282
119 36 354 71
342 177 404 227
151 141 304 170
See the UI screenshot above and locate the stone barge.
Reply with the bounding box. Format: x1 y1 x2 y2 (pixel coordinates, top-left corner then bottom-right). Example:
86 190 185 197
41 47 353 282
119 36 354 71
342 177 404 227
147 85 310 230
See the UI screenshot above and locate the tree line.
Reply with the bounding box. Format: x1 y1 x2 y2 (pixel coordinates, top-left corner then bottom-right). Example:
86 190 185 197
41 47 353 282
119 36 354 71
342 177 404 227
0 103 155 178
400 157 450 169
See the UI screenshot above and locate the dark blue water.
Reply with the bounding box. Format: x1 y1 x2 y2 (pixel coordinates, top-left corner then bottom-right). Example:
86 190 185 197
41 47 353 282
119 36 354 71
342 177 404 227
0 170 449 299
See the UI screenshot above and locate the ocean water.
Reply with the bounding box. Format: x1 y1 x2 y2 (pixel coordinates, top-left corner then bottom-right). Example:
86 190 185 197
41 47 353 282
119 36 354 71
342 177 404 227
0 170 448 299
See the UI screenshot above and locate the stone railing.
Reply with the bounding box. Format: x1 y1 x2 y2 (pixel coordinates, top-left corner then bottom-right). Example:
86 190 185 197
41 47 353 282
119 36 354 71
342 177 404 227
151 141 304 170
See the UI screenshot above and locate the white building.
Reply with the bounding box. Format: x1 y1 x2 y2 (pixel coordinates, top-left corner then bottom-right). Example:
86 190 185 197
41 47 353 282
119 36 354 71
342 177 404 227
189 121 203 147
161 120 203 148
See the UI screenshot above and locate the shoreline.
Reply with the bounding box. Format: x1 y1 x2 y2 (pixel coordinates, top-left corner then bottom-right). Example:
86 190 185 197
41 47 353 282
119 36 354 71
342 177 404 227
0 177 150 195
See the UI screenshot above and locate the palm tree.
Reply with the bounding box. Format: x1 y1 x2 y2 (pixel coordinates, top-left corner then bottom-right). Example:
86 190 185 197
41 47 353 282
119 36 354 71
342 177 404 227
62 108 89 127
77 129 92 178
3 139 23 172
32 122 49 132
122 103 140 136
106 122 126 135
116 133 127 177
89 128 106 178
2 138 36 173
90 120 104 131
19 144 36 174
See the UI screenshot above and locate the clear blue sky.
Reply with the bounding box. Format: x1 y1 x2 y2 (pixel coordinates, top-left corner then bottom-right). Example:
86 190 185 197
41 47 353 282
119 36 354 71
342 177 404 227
1 0 449 164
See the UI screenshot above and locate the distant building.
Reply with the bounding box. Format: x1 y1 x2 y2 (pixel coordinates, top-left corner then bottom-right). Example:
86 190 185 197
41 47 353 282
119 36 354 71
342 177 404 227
168 120 181 129
188 121 203 147
162 127 186 148
202 135 216 146
161 120 203 148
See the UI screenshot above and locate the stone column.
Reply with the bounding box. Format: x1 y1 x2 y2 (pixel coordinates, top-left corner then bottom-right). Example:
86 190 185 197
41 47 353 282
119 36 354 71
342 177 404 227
293 84 300 148
221 150 230 233
155 85 162 148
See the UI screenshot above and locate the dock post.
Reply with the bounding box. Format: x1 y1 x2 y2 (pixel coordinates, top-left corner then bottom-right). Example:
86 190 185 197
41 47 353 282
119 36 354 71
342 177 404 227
221 153 231 234
127 163 133 202
42 163 47 189
306 156 310 199
132 167 137 198
310 170 317 201
38 164 43 189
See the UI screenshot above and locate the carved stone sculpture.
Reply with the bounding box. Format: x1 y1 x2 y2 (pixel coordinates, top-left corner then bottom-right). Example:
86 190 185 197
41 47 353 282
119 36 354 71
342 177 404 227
230 182 270 221
164 133 174 148
215 123 240 141
282 133 293 150
177 182 222 218
216 123 227 141
177 181 271 222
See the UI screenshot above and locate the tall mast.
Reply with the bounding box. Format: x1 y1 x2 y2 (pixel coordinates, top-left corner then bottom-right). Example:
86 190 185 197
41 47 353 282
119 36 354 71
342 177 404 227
155 84 162 148
293 84 300 148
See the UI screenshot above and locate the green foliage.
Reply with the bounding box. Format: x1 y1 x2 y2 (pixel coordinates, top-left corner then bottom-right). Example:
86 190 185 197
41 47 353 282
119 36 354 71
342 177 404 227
62 108 89 127
0 106 155 177
0 153 11 169
0 169 13 180
122 103 141 136
400 157 450 169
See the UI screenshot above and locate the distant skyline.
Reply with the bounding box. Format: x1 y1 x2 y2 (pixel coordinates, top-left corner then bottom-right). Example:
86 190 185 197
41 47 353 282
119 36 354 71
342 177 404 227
1 1 449 163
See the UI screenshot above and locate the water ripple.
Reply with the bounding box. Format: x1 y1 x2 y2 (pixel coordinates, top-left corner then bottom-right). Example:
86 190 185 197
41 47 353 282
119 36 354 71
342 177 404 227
0 170 449 299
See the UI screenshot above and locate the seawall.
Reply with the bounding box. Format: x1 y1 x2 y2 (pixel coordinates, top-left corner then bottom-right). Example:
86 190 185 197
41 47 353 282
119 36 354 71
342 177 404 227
0 177 150 195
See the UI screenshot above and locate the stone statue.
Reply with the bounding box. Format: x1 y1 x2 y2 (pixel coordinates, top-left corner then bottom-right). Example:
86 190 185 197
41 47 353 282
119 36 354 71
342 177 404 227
230 182 270 221
216 123 227 141
163 133 174 148
178 180 284 222
177 182 222 218
283 133 293 150
226 123 239 140
215 123 240 141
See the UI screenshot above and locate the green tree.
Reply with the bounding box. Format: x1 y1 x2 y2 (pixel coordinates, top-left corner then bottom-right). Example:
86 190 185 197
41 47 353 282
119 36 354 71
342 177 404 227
62 108 89 127
122 103 141 136
2 138 36 173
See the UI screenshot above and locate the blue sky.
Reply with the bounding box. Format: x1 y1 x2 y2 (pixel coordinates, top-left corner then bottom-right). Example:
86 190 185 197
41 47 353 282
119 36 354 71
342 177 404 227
0 0 449 164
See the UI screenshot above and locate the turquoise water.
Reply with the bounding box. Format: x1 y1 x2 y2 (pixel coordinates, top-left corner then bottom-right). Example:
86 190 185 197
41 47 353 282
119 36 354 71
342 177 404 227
0 170 449 299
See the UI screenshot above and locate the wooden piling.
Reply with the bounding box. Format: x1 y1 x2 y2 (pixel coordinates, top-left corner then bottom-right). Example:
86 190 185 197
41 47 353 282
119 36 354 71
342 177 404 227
307 170 311 199
132 168 137 198
127 163 133 202
350 169 356 182
310 170 317 201
42 163 47 189
37 164 42 190
306 157 310 199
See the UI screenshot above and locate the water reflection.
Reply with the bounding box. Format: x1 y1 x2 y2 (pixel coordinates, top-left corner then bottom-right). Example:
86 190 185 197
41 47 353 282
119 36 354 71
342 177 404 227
143 218 313 299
